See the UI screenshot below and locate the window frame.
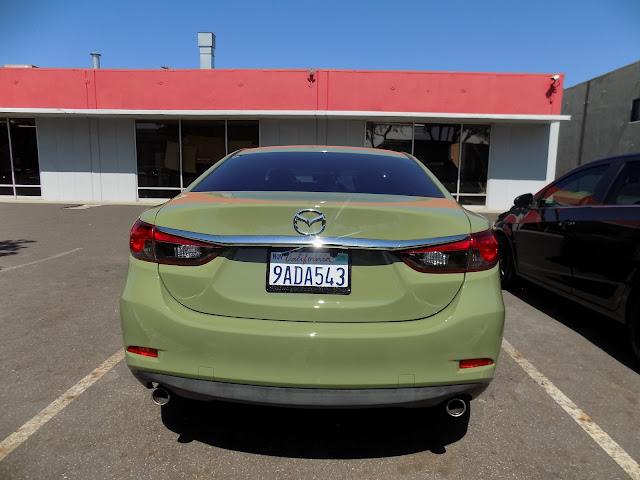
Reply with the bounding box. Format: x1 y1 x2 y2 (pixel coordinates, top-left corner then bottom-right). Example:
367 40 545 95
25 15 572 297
0 117 42 198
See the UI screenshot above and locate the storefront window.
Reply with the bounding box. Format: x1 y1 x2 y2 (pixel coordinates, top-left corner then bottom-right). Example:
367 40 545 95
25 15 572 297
181 120 226 186
136 120 259 199
365 123 412 153
459 125 490 195
228 120 259 152
136 121 180 198
0 118 41 197
414 124 461 194
0 120 11 190
365 121 491 205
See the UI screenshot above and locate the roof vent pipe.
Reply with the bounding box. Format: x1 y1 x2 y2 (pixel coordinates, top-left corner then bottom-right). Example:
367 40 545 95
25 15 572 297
197 32 215 69
90 52 101 69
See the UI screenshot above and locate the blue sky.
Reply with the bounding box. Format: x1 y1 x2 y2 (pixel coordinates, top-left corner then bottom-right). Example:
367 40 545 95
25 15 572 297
0 0 638 87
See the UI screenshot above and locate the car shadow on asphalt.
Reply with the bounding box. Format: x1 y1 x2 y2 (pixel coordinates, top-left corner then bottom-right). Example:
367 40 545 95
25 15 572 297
0 239 35 258
160 399 469 458
506 280 639 373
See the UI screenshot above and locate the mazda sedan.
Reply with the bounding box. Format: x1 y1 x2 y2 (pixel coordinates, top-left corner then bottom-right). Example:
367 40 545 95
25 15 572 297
121 146 505 416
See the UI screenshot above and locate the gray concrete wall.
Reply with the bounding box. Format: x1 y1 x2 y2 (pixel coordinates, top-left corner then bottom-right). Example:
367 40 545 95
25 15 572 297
37 117 136 202
558 61 640 177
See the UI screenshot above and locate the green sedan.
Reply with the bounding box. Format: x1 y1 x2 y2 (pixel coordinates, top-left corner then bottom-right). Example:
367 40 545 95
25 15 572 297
121 146 504 417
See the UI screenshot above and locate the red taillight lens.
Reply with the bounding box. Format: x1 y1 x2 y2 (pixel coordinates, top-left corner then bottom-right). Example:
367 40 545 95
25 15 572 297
130 219 153 254
129 219 221 266
398 229 499 273
469 228 499 267
126 346 158 358
459 358 494 369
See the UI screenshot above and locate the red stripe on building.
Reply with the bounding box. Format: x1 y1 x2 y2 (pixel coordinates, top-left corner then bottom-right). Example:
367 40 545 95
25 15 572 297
0 68 563 115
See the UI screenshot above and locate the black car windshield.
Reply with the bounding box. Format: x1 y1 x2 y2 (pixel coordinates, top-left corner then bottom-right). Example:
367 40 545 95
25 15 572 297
192 151 444 197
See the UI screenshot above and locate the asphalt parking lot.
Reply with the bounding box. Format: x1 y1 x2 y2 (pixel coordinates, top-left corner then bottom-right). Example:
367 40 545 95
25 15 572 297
0 202 639 480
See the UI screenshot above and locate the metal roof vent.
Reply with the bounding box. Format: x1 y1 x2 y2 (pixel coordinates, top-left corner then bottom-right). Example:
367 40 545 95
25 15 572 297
90 52 101 69
197 32 215 69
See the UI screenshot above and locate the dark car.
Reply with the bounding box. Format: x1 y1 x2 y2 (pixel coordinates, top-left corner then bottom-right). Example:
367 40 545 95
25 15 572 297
494 153 640 362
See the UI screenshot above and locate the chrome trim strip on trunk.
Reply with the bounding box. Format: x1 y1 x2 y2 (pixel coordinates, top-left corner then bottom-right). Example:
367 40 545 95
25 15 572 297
156 226 468 251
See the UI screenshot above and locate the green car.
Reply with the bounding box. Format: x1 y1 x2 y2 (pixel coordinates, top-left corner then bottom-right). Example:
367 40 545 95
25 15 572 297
121 146 504 417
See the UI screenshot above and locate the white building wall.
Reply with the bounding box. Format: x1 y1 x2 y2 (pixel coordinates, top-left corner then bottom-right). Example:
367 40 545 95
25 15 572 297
33 117 556 208
37 117 136 202
326 119 365 146
95 119 137 202
486 123 553 211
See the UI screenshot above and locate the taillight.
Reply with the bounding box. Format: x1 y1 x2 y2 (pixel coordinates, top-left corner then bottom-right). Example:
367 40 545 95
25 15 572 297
399 229 499 273
129 219 221 266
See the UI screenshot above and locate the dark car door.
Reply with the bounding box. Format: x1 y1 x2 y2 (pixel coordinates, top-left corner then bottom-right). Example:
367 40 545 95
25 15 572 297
514 164 609 293
568 159 640 312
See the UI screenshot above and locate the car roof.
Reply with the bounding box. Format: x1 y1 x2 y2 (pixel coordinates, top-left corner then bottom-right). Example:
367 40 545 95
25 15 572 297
554 152 640 183
234 145 409 158
580 152 640 167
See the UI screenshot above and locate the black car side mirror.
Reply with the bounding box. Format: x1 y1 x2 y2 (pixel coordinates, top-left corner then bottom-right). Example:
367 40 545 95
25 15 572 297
513 193 533 208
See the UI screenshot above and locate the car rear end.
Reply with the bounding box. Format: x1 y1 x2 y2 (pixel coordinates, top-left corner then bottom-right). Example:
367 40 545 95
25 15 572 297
120 147 505 410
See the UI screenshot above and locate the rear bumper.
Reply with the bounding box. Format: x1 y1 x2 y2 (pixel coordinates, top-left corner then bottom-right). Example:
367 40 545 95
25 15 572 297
133 370 489 408
121 258 505 393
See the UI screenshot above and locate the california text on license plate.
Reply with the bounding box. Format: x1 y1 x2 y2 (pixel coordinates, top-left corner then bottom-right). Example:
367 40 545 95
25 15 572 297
266 249 351 294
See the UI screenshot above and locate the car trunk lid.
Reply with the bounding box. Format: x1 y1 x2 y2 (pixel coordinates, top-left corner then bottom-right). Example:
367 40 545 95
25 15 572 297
155 191 471 322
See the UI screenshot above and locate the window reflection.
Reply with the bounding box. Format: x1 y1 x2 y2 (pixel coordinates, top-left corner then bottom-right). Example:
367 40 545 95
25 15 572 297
135 121 180 189
365 123 412 153
459 125 490 195
9 118 40 186
0 118 41 196
137 120 260 198
541 165 607 207
228 120 259 152
413 124 461 194
181 120 225 187
365 121 491 205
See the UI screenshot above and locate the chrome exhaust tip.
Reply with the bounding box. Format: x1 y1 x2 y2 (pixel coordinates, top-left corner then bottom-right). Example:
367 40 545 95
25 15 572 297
151 387 170 406
445 398 467 418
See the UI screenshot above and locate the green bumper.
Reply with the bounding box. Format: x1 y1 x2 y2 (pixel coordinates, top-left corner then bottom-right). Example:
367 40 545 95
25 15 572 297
121 258 504 396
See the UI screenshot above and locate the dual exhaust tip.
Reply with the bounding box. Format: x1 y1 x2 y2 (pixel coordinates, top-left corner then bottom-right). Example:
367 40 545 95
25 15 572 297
151 387 171 406
445 398 468 417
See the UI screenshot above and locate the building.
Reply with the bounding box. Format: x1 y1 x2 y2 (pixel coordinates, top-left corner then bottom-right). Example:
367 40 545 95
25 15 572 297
557 60 640 177
0 67 568 210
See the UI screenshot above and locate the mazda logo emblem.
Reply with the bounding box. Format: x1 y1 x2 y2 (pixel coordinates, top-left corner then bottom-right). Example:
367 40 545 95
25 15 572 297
293 209 326 236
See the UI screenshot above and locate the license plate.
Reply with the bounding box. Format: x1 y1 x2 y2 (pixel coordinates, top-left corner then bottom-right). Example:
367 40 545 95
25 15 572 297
266 249 351 294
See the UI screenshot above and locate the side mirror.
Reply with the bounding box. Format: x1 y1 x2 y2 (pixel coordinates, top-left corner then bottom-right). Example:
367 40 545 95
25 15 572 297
513 193 533 208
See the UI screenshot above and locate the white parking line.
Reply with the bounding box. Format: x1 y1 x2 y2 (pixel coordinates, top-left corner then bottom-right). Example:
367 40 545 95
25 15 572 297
0 248 83 273
0 349 124 462
502 338 640 480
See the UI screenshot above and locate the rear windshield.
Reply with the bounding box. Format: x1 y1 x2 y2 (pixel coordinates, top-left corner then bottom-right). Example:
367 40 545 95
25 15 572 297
192 151 444 197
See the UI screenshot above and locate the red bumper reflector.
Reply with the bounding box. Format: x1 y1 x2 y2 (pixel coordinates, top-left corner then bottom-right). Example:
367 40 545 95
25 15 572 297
126 346 158 358
459 358 494 369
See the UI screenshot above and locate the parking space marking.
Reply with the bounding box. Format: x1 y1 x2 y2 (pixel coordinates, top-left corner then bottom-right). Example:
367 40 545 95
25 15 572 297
502 338 640 480
0 248 83 273
0 349 124 462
